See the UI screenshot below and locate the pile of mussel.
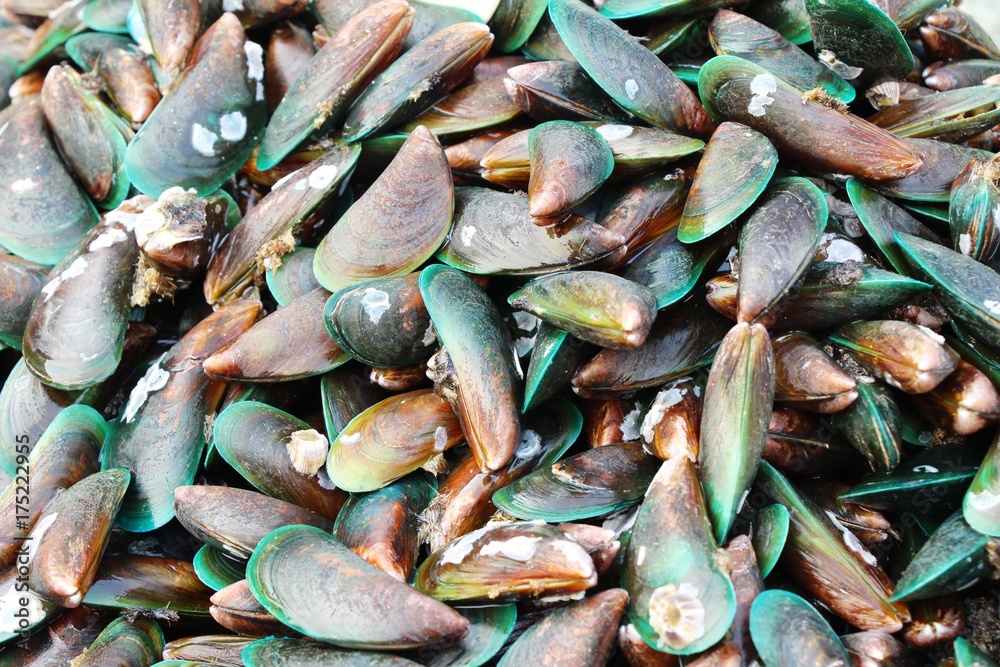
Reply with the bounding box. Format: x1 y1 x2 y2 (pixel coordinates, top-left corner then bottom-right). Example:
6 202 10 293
5 0 1000 664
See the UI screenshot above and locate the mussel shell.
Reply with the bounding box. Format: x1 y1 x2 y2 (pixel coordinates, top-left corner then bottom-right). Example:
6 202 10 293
321 364 389 438
264 246 319 306
773 332 857 412
104 300 260 532
505 60 631 123
204 287 349 382
420 265 522 472
72 616 165 667
162 634 254 664
28 467 130 608
247 524 470 649
527 120 613 224
325 273 436 368
803 0 913 83
751 504 789 578
256 0 414 170
677 121 778 244
213 401 347 520
193 544 246 591
572 297 729 397
133 0 201 74
872 139 992 202
0 254 48 349
498 589 627 665
82 555 213 620
342 22 493 141
333 473 435 580
124 13 266 197
489 0 548 52
839 445 977 511
493 441 660 521
210 579 294 637
549 0 713 137
174 485 333 560
314 127 452 292
438 187 624 276
749 590 852 665
623 457 736 655
896 232 1000 352
828 375 903 473
954 636 999 667
0 100 100 265
867 85 1000 143
950 156 1000 263
400 77 523 137
242 636 422 666
893 510 991 602
523 323 591 412
23 216 139 391
414 521 597 602
326 389 463 493
736 176 827 326
911 360 1000 435
408 603 516 667
0 405 105 569
698 56 922 182
509 271 658 349
93 46 161 124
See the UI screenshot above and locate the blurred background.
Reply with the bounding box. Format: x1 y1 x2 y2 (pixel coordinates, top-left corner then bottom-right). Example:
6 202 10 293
962 0 1000 41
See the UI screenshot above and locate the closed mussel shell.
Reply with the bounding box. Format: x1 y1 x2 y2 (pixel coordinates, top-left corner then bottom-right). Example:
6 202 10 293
773 332 857 412
133 0 201 75
94 46 161 125
213 401 347 521
0 254 48 349
749 590 852 666
911 360 1000 435
827 366 903 473
72 616 165 667
314 127 452 292
327 389 463 493
173 485 333 560
125 13 266 197
414 521 596 602
527 121 613 225
623 457 736 655
504 60 631 123
247 524 469 648
839 445 978 511
210 579 294 637
736 177 827 327
193 544 247 591
400 77 523 138
874 139 992 203
27 467 130 608
489 0 548 52
509 271 657 349
867 85 1000 143
410 603 516 667
439 187 624 276
242 636 422 666
82 555 213 621
677 121 777 244
751 503 789 578
23 215 139 391
493 441 660 522
949 155 1000 263
892 510 992 602
638 376 702 462
420 265 522 472
325 273 436 368
321 364 388 439
0 100 100 265
264 246 319 306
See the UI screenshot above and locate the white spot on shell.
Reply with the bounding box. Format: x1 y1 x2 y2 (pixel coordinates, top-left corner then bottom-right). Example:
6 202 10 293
637 545 646 566
360 288 391 325
339 432 361 446
88 227 129 251
641 386 687 443
984 300 1000 315
10 177 40 193
223 0 244 10
460 225 477 246
595 124 633 141
913 464 939 473
191 123 218 157
122 355 170 423
825 510 877 566
308 164 339 190
244 41 264 81
513 311 538 332
967 487 1000 511
624 78 639 100
515 429 541 461
219 112 247 142
480 535 537 561
748 73 777 117
440 528 487 565
960 233 973 255
273 169 301 190
41 257 88 301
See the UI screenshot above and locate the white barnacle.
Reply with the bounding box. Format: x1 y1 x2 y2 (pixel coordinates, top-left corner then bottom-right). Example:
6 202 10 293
219 111 247 142
191 123 218 157
286 429 329 476
747 73 777 117
984 299 1000 315
122 355 170 423
360 288 392 325
440 528 487 565
624 78 639 100
620 404 642 441
433 426 449 453
647 582 706 650
640 386 687 443
595 124 633 141
308 164 339 190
